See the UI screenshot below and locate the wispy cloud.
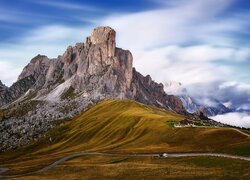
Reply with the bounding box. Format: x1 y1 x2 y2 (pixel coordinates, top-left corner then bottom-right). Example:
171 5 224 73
99 0 249 85
0 8 28 23
182 81 250 113
212 112 250 128
132 46 235 85
0 7 76 26
0 61 22 85
29 0 102 12
102 0 246 49
24 25 84 43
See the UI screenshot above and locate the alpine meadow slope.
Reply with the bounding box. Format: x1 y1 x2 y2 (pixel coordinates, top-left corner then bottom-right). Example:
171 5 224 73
1 100 250 177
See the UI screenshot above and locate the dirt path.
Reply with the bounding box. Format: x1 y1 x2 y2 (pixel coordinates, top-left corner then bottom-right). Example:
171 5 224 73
232 128 250 138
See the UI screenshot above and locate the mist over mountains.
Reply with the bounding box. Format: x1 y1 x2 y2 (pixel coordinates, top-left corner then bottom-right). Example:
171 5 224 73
164 80 250 128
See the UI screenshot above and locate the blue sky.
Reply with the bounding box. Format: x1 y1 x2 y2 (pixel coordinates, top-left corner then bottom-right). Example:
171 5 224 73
0 0 249 89
1 0 249 45
0 0 159 41
1 0 250 127
0 0 250 85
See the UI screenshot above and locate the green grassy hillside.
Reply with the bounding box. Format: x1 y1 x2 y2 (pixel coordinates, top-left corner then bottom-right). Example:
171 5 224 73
1 99 250 175
26 99 185 154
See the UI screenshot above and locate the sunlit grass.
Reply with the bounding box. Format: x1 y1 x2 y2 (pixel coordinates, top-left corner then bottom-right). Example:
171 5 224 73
0 99 250 176
13 156 250 179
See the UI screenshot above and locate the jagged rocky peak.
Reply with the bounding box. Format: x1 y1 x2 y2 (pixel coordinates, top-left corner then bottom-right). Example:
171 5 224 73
85 26 120 69
18 54 50 81
59 26 134 94
80 26 117 67
89 26 116 59
0 80 7 92
0 80 5 87
90 26 116 45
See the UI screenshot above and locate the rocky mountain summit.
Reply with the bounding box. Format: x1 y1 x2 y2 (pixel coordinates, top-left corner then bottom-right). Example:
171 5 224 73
0 26 186 151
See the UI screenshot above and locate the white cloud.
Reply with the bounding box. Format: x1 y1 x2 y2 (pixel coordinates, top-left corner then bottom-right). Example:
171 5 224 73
25 26 73 42
219 81 250 91
183 81 250 111
212 112 250 128
0 61 22 86
102 0 247 49
167 45 249 62
132 46 234 85
0 8 28 23
217 82 250 110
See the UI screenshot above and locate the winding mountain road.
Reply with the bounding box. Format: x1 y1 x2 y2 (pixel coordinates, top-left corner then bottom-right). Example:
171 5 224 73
0 169 8 175
1 152 250 178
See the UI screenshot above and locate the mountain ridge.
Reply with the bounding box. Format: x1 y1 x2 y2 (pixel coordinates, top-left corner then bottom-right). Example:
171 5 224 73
164 81 231 116
0 26 186 151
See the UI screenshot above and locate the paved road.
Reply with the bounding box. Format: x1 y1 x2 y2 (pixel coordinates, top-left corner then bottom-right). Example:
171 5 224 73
0 169 8 175
1 152 250 178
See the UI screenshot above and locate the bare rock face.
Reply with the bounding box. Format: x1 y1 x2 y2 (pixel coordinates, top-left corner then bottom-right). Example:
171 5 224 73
0 81 6 93
0 76 36 107
90 26 116 57
131 69 186 114
18 54 50 89
18 55 50 80
0 26 187 151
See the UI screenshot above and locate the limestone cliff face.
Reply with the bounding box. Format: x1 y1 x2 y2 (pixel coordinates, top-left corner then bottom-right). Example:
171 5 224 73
131 69 186 114
0 26 185 114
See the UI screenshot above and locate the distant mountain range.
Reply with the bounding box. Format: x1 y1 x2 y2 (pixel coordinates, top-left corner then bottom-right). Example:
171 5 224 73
164 81 232 116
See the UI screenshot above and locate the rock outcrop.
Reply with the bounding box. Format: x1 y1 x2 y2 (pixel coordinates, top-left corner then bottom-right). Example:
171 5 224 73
132 69 186 114
0 76 36 107
0 81 6 93
0 26 186 151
